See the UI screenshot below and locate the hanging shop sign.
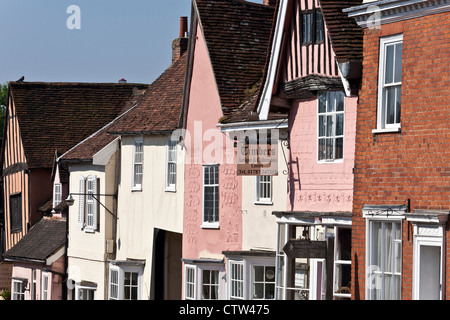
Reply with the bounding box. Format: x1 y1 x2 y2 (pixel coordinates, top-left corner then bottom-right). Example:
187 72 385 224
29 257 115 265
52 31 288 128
236 131 278 176
283 239 327 259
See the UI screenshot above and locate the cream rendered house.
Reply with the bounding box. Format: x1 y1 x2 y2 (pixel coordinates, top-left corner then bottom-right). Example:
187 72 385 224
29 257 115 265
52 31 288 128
105 49 188 300
58 91 145 300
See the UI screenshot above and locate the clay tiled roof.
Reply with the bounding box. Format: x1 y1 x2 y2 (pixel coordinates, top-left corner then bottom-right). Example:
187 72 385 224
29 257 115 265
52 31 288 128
195 0 277 118
9 82 149 169
3 218 67 263
61 52 187 162
107 52 188 135
319 0 363 63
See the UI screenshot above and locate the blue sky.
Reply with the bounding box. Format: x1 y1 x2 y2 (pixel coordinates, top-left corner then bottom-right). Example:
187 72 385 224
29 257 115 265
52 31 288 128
0 0 263 86
0 0 192 85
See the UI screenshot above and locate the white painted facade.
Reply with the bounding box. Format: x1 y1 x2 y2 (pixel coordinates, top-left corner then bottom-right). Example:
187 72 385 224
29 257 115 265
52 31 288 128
113 135 184 299
66 151 119 300
241 138 288 251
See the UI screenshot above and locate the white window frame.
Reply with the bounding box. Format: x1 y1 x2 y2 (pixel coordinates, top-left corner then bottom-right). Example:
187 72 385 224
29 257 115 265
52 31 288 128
53 183 62 208
366 217 403 300
202 164 219 229
108 264 143 300
250 263 276 300
109 268 119 300
375 34 403 133
333 226 352 300
132 137 144 191
229 260 245 300
41 271 49 300
77 175 98 233
12 279 26 300
85 175 98 232
184 265 196 300
165 138 177 192
317 91 345 163
255 175 273 205
75 284 96 300
32 269 37 300
201 269 220 300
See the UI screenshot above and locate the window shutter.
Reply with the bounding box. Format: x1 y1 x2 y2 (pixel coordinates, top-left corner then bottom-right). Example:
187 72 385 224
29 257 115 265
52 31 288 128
78 176 85 228
91 176 98 231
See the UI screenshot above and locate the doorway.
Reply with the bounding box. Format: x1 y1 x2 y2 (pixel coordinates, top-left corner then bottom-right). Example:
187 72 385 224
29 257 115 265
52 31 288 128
153 229 182 300
413 234 443 300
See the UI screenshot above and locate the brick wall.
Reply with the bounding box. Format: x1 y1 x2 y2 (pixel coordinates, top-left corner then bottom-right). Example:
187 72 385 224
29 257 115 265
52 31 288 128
352 11 450 299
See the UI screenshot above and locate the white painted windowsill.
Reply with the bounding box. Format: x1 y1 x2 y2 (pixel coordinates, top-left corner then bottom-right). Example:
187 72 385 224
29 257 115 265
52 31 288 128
372 127 401 134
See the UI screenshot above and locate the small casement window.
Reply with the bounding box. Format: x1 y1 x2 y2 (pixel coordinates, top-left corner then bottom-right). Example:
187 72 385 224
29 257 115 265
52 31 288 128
252 266 276 300
256 175 272 203
77 175 98 232
318 91 345 162
123 271 139 300
302 9 324 45
315 10 324 42
229 261 244 300
184 265 196 300
377 34 403 131
109 269 119 300
41 272 49 300
203 164 219 227
202 269 219 300
132 138 144 190
165 138 177 191
53 183 62 207
9 193 22 233
12 279 26 300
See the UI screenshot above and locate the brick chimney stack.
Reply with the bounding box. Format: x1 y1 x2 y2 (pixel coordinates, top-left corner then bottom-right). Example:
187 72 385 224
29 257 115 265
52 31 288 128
172 17 189 63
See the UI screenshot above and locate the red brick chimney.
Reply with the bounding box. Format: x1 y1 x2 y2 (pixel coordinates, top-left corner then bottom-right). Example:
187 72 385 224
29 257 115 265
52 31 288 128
172 17 189 63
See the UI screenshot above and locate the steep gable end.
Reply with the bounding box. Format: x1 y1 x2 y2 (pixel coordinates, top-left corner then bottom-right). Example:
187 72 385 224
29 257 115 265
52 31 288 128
195 0 276 118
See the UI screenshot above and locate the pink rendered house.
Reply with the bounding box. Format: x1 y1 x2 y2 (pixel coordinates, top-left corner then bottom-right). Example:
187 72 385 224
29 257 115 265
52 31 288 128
180 0 278 300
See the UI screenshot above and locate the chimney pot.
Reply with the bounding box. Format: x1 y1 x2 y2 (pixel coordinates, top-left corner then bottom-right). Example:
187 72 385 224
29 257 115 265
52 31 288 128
172 17 189 63
180 16 188 38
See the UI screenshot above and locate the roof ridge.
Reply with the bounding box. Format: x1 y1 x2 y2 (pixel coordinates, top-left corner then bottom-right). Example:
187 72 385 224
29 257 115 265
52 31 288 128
58 100 143 162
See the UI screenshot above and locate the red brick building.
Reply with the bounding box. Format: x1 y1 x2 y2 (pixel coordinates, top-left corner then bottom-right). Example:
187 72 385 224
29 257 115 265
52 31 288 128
345 0 450 300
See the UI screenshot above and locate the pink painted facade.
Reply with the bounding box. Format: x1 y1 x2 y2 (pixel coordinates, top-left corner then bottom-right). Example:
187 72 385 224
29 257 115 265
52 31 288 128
287 96 357 212
182 22 242 261
10 257 65 300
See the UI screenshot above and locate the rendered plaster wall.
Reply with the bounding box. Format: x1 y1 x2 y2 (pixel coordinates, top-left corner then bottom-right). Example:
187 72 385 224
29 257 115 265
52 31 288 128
182 22 243 262
116 135 184 299
287 96 357 213
241 139 288 251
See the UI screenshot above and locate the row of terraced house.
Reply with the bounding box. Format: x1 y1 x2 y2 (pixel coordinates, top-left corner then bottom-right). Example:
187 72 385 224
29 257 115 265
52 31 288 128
0 0 448 300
